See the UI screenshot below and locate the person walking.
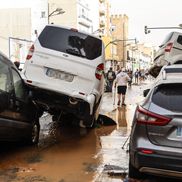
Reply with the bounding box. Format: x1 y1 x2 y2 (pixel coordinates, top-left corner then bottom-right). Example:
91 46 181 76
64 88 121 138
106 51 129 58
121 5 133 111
114 68 131 107
134 69 139 84
106 67 116 92
127 70 133 87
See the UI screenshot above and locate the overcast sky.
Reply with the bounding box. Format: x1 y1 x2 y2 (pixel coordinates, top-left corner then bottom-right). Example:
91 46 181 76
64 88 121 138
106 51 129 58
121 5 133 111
109 0 182 47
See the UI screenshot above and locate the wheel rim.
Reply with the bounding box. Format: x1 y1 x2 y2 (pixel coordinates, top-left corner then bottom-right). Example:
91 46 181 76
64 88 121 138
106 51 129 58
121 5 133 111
32 124 38 143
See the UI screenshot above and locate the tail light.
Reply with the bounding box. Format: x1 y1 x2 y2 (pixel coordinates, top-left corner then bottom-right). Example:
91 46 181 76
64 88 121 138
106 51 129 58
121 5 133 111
136 106 171 126
70 28 78 32
139 148 154 154
165 42 173 52
26 44 35 60
95 63 104 80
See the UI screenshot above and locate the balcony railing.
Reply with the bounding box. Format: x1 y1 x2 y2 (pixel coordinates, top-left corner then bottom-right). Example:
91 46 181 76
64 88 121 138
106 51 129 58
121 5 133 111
78 15 92 27
99 10 105 16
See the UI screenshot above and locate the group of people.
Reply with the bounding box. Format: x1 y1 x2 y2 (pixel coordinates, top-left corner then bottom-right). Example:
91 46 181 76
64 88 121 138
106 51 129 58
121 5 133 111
105 67 149 107
105 67 131 107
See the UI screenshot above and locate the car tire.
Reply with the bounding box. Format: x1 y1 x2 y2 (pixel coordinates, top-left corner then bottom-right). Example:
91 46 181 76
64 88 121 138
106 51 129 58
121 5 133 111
29 121 40 145
128 159 144 179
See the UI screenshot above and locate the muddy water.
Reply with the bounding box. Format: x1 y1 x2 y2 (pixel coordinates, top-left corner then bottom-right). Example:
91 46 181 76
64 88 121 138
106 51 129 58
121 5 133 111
0 93 135 182
0 115 99 182
0 82 178 182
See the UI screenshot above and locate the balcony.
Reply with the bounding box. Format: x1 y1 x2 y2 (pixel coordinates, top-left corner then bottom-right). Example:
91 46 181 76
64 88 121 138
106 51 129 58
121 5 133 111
99 20 105 28
99 10 105 16
78 15 92 28
99 0 105 3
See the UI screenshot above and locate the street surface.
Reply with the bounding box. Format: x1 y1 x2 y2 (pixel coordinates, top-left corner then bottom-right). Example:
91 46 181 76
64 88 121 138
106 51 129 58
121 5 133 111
0 79 180 182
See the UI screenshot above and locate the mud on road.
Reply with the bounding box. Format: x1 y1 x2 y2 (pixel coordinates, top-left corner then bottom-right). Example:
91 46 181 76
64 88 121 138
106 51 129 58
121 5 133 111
0 82 180 182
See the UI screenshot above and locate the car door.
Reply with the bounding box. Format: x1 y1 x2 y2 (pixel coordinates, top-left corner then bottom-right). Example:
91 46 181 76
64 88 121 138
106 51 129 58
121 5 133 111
11 68 37 119
10 68 36 139
0 55 28 141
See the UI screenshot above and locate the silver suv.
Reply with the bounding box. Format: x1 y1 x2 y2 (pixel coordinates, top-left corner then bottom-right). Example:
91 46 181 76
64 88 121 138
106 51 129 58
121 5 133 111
149 31 182 78
129 64 182 179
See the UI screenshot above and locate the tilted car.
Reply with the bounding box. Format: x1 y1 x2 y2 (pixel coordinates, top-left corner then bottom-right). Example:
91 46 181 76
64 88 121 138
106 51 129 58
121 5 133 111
149 31 182 78
22 25 105 127
0 51 42 144
129 64 182 179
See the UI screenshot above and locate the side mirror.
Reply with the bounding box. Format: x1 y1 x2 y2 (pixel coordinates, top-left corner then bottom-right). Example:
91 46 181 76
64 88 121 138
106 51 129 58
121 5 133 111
143 89 150 97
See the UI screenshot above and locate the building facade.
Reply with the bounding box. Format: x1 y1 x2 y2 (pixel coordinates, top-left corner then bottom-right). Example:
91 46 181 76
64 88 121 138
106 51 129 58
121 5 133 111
110 14 129 67
0 0 48 63
48 0 93 33
127 43 154 72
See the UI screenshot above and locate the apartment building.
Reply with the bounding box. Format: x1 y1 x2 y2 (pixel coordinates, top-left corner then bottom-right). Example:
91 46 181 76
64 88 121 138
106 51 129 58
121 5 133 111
48 0 94 33
0 0 48 65
127 43 154 71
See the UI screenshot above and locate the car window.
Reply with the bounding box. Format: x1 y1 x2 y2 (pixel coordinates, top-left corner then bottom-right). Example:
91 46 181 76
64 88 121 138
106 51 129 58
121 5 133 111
159 32 173 47
152 84 182 112
12 69 26 99
38 26 102 60
177 35 182 45
0 60 11 93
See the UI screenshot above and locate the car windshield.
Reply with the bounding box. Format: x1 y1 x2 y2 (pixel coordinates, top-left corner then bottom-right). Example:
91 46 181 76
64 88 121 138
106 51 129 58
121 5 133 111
152 83 182 112
38 26 102 60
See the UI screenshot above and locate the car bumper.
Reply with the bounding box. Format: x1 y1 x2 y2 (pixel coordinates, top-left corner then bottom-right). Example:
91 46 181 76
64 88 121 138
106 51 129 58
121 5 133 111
28 86 97 126
133 151 182 178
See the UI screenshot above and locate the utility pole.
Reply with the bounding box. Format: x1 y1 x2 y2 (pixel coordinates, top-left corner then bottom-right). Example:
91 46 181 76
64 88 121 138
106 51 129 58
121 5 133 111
123 22 125 67
144 25 182 34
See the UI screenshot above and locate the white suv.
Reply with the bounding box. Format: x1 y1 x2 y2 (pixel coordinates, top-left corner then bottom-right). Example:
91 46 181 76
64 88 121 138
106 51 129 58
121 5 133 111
22 25 105 127
149 31 182 77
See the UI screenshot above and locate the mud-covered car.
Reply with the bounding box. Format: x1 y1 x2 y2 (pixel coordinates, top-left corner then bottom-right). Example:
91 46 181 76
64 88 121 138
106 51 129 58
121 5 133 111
0 51 42 144
22 25 105 127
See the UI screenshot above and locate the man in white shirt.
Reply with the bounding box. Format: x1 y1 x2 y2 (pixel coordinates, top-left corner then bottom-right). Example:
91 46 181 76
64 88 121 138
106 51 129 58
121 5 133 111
114 68 131 106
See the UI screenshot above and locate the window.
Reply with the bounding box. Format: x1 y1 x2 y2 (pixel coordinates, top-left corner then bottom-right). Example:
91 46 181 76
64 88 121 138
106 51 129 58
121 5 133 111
152 84 182 112
177 35 182 45
38 26 102 60
12 69 26 99
0 60 11 92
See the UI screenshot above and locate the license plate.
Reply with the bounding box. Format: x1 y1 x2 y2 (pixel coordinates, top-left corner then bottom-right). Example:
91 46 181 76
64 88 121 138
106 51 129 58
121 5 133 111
46 68 74 82
176 127 182 137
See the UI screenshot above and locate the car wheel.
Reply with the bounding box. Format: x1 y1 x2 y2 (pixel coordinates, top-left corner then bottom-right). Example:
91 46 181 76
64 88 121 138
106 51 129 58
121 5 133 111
30 122 40 145
128 159 144 179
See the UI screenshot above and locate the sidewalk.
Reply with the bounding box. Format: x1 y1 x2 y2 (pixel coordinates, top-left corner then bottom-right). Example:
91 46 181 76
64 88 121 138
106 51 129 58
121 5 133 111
95 79 154 182
100 79 153 114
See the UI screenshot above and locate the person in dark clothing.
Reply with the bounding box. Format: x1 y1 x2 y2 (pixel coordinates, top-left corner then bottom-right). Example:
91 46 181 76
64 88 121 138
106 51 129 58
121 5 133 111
106 67 116 92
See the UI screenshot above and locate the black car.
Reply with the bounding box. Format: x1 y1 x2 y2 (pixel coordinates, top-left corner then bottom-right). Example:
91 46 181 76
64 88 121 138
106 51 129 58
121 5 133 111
0 51 42 144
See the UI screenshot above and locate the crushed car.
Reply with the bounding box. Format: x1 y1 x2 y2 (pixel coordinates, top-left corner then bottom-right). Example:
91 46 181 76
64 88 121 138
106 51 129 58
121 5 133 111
149 31 182 78
0 51 42 144
21 25 105 128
